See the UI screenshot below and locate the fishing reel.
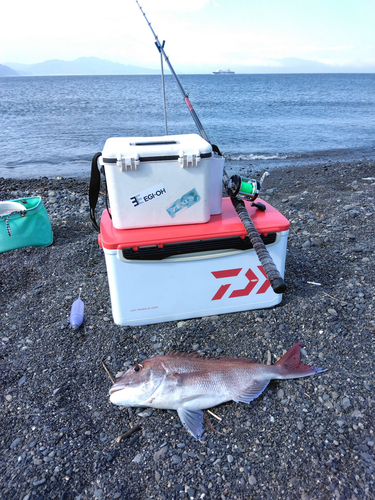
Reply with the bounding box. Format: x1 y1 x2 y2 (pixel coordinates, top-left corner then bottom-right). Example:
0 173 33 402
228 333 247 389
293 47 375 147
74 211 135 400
227 175 260 201
226 172 269 211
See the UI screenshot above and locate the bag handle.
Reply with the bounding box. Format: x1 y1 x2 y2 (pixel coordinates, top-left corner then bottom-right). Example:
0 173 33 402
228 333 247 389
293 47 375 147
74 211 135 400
0 210 26 237
89 152 103 232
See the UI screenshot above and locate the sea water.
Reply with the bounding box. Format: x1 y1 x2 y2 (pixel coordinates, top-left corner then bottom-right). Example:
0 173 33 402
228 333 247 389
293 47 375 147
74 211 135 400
1 73 374 178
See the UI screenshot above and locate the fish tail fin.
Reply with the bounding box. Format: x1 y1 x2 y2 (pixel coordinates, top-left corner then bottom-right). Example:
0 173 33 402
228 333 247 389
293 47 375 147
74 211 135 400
275 342 326 379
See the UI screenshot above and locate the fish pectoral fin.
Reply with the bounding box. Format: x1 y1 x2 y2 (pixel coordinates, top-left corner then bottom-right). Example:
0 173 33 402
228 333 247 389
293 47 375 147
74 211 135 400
233 379 270 404
177 408 204 441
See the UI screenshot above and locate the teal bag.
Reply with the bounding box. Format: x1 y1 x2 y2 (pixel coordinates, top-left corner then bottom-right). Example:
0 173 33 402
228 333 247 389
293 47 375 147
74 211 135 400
0 197 53 254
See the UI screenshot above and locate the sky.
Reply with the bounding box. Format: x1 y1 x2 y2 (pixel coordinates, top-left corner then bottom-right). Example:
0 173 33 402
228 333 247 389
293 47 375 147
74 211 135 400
1 0 375 73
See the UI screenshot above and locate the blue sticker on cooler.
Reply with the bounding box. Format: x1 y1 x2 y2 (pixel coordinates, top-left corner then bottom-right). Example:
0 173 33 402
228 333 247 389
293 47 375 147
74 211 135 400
166 188 201 218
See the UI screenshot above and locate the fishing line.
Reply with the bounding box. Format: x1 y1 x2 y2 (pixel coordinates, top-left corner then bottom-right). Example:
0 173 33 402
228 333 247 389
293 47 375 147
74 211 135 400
69 235 96 330
85 235 96 278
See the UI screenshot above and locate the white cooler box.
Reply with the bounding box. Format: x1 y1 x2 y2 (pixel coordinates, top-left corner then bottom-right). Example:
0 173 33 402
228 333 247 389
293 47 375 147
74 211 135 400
98 198 290 326
100 134 224 230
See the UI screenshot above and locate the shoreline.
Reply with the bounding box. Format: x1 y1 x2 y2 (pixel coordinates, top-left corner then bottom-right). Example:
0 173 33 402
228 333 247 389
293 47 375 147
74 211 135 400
1 158 374 499
1 147 375 181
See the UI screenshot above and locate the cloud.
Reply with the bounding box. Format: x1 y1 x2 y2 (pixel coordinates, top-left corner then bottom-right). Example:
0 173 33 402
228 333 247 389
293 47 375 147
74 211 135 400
315 56 375 68
236 58 284 68
326 45 355 52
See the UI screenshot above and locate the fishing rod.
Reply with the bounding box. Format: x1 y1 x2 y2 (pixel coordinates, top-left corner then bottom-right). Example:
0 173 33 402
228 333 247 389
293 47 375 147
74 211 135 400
135 0 210 144
156 39 168 135
135 1 286 294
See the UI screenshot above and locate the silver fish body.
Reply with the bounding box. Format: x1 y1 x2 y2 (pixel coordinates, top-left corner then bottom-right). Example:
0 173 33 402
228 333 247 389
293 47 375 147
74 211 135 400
109 342 325 440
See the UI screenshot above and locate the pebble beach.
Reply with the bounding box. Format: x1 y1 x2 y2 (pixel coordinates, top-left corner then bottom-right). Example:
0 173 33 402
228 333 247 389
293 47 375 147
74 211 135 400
1 157 374 500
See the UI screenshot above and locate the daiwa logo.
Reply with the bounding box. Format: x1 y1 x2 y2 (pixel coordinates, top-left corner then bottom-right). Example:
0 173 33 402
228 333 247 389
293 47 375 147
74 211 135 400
211 266 271 300
130 182 167 208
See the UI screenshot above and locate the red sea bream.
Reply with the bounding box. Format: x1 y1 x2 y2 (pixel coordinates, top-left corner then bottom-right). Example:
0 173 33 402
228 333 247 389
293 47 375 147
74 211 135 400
109 342 325 440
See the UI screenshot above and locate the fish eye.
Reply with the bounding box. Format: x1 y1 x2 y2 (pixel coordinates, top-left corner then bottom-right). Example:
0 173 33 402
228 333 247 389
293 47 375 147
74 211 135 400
133 364 143 373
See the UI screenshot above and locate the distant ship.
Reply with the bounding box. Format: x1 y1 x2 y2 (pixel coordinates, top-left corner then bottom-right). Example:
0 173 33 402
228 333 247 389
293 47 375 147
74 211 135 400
212 69 235 75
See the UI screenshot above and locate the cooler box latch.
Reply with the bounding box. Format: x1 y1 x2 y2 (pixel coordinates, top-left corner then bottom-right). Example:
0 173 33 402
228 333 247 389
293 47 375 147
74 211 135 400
116 154 140 171
178 149 201 168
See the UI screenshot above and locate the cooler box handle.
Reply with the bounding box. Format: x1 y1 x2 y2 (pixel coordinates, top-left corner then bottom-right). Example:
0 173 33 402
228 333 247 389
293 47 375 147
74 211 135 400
178 149 201 168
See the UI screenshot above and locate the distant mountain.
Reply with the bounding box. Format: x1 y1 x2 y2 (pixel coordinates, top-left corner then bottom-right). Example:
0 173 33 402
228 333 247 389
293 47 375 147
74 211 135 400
4 57 161 76
4 55 374 76
0 64 19 77
233 57 375 74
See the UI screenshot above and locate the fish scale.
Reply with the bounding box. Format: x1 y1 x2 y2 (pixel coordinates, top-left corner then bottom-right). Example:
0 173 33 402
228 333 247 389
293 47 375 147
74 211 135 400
109 342 325 440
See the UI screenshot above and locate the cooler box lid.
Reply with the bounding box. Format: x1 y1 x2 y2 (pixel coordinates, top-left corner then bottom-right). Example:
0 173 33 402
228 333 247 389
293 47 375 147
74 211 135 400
99 198 290 254
101 134 212 166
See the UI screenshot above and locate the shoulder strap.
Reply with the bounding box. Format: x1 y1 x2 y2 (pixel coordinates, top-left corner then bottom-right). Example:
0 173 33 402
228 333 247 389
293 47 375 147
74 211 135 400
89 152 102 232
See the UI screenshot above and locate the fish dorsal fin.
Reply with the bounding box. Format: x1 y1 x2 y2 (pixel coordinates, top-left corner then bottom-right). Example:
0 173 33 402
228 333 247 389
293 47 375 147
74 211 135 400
233 379 270 405
177 408 204 441
166 352 256 363
166 351 202 359
218 357 256 363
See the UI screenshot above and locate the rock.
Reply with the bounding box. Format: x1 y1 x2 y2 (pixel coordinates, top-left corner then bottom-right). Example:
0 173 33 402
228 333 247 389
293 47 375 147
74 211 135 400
342 397 351 408
154 446 168 461
302 240 310 249
327 308 337 316
32 478 46 487
349 210 360 217
137 408 154 418
277 389 285 399
249 475 257 486
360 453 374 462
10 437 21 449
132 454 143 464
187 488 196 499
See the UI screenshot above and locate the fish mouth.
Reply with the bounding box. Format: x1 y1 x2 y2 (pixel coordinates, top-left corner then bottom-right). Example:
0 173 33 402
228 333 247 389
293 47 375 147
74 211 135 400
109 383 124 396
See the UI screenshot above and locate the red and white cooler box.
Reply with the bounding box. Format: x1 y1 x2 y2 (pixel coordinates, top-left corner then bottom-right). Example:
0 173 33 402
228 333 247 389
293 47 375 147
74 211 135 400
100 134 224 230
98 198 290 326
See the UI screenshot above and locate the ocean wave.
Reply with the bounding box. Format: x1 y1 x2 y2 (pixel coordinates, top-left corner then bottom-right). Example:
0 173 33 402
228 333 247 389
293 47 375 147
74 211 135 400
223 147 375 163
224 153 291 162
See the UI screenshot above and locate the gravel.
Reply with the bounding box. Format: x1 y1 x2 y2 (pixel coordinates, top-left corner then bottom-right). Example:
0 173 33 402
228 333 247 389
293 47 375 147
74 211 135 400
1 158 374 499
